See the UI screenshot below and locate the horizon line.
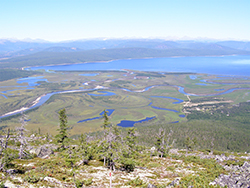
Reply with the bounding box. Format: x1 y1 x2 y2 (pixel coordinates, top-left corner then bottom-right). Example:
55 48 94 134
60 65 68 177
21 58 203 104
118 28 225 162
1 37 250 43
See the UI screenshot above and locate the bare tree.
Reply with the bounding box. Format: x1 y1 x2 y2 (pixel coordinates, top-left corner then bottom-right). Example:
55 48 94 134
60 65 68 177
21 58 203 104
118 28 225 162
0 129 10 156
16 112 28 159
155 128 174 158
105 124 122 171
210 137 215 155
0 129 10 170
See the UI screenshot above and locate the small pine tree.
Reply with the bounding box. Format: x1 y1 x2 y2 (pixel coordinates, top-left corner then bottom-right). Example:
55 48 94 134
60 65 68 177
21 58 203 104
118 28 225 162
155 128 166 158
103 110 110 130
184 136 198 152
55 108 69 150
184 136 192 152
101 109 111 166
79 134 90 164
125 127 137 157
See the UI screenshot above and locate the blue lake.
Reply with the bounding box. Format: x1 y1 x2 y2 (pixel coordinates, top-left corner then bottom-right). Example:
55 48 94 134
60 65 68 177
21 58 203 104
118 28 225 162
117 116 156 127
88 91 116 96
0 94 7 99
99 109 115 116
77 109 114 123
17 76 48 86
196 83 207 86
151 106 179 112
26 55 250 76
3 55 250 121
171 121 179 124
79 73 99 76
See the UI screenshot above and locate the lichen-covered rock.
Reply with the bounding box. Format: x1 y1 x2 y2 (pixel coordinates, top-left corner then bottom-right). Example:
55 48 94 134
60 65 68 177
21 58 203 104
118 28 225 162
211 161 250 188
147 183 157 188
29 144 57 158
167 178 180 187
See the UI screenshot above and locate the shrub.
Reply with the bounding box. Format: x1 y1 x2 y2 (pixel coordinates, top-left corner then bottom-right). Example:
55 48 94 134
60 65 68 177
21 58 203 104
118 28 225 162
24 174 40 183
75 179 84 188
120 158 135 172
0 182 5 188
125 176 147 187
224 159 245 166
84 177 93 186
213 150 230 157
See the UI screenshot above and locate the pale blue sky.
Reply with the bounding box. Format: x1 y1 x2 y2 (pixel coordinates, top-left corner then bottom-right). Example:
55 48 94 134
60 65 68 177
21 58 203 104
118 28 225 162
0 0 250 41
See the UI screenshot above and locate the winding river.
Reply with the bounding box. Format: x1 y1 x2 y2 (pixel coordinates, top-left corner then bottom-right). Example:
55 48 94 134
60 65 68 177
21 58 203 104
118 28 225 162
2 55 250 121
1 83 250 120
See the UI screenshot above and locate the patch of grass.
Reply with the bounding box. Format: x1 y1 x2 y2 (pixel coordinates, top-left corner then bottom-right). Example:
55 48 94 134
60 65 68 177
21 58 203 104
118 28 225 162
125 176 147 187
147 162 161 168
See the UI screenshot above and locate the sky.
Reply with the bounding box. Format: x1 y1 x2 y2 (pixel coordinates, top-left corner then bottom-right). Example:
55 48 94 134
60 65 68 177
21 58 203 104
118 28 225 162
0 0 250 42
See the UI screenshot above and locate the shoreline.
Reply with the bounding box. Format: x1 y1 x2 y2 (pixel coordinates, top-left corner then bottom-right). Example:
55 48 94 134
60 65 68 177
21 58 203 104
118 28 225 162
22 54 245 71
1 94 45 117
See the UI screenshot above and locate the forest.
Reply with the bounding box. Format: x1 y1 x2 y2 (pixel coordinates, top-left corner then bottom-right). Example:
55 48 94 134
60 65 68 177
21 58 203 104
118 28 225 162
0 69 39 82
1 109 249 187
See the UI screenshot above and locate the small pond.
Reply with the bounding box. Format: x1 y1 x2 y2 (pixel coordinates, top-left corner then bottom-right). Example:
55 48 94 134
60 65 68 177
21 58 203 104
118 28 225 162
77 109 114 123
17 76 48 86
88 91 116 96
79 73 99 76
117 116 156 127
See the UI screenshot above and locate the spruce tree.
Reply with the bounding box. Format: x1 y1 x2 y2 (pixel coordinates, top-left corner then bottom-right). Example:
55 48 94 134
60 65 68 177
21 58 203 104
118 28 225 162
155 128 166 158
155 128 173 157
103 110 110 130
55 108 69 150
125 127 137 157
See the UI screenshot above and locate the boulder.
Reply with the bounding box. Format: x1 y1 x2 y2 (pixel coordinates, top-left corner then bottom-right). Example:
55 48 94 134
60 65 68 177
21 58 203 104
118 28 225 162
147 183 157 188
167 178 180 187
30 144 57 158
211 162 250 188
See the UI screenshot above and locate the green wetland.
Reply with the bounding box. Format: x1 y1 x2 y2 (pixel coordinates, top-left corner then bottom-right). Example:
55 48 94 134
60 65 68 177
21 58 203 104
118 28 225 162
1 69 250 152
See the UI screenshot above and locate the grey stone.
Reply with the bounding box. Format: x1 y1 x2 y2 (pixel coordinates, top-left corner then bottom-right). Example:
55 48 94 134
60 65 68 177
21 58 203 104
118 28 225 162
147 183 157 188
29 144 57 158
6 168 17 174
168 178 180 187
211 162 250 188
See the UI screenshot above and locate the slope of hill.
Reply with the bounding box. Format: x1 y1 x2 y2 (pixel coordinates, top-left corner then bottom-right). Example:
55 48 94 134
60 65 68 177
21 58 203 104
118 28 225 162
1 39 250 60
1 47 250 69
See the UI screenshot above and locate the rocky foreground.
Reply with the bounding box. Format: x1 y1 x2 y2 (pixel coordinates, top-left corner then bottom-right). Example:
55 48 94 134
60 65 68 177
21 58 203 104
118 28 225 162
1 144 250 188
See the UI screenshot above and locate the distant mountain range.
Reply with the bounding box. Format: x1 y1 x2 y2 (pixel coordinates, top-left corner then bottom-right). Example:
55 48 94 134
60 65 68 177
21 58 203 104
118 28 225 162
0 39 250 68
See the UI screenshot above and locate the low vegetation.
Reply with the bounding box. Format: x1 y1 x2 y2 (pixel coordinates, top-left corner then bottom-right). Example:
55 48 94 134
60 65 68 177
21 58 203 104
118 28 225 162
0 109 250 187
0 69 40 82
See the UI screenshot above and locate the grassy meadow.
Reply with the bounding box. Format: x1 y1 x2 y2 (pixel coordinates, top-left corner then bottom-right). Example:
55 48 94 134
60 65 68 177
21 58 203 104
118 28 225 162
1 69 250 141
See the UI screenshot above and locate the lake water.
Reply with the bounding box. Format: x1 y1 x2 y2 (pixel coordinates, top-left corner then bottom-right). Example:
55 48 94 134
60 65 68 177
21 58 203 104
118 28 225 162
77 109 115 123
117 116 156 127
27 55 250 76
17 76 48 86
79 73 99 76
2 55 250 122
0 94 7 99
88 91 116 96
